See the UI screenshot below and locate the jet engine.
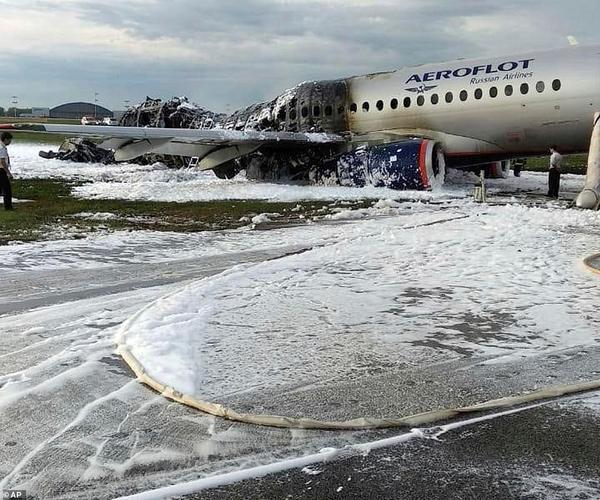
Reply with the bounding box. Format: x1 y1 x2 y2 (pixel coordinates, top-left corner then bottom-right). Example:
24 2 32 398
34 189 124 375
322 139 445 190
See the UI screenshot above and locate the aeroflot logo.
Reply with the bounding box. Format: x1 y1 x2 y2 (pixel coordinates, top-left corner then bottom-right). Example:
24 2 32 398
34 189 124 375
405 58 535 84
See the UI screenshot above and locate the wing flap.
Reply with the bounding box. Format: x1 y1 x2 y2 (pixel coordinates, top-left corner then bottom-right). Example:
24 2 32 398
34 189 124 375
198 145 261 171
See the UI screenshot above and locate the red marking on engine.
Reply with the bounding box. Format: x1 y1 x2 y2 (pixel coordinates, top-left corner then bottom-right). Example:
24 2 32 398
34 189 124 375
418 140 430 188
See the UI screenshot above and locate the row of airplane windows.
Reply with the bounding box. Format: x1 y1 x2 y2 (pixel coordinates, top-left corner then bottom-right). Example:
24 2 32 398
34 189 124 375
279 79 562 121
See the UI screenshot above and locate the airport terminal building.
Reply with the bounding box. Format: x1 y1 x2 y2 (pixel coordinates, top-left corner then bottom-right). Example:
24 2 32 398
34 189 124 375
50 102 114 120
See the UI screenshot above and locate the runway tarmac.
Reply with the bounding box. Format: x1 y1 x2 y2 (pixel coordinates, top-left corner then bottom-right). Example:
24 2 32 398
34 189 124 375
1 183 599 499
197 394 600 500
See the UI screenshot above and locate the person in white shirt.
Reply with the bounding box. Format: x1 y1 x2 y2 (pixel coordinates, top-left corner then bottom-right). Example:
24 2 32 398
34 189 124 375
0 132 14 210
547 145 562 198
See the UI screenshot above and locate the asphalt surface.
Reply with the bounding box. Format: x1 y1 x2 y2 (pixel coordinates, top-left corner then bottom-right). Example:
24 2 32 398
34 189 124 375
197 395 600 500
1 222 599 500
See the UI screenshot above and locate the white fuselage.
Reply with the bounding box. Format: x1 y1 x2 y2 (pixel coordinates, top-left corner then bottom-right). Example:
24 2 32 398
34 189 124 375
345 45 600 159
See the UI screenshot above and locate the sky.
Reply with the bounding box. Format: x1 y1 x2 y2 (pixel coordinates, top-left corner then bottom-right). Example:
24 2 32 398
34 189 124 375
0 0 598 113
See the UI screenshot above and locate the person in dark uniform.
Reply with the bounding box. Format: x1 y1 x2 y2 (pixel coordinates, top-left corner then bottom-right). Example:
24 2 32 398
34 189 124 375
547 145 562 198
0 132 14 210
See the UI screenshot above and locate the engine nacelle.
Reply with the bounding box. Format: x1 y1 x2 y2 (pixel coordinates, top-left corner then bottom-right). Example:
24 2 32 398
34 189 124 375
322 139 445 190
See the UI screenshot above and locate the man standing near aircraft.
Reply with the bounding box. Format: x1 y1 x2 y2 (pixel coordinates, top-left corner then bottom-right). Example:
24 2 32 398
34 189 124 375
548 145 562 198
0 132 14 210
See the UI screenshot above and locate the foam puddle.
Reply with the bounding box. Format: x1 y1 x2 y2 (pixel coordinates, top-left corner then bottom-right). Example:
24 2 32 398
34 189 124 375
118 201 600 420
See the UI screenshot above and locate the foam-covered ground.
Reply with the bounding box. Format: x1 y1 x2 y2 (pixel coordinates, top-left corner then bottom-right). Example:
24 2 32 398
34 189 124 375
12 143 425 202
2 142 600 498
10 142 585 202
119 201 600 420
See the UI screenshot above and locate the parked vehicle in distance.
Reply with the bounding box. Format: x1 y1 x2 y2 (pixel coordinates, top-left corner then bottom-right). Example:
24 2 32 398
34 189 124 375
81 116 104 126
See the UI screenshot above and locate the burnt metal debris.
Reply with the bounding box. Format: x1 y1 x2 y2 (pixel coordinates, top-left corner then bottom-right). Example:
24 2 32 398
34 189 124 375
220 80 348 134
38 83 351 182
39 138 116 164
39 97 227 167
117 81 349 134
119 96 226 130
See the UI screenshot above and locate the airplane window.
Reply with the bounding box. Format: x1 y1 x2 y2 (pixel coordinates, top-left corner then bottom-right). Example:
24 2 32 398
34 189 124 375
459 90 468 102
552 79 561 91
289 109 297 120
489 86 498 98
520 83 529 95
350 103 357 113
391 98 399 109
505 85 513 96
325 105 333 116
431 94 439 105
313 105 321 117
362 101 370 112
536 81 545 93
417 95 425 106
445 92 453 103
474 88 483 100
301 106 309 118
376 100 384 111
403 97 411 108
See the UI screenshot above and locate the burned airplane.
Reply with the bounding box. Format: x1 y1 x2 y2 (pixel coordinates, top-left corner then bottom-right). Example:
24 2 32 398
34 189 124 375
4 44 600 194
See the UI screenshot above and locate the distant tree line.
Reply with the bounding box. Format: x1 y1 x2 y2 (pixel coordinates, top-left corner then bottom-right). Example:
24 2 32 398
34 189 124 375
0 107 33 116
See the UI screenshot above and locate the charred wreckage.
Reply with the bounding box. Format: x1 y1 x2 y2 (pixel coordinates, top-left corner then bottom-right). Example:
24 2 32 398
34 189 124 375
40 81 446 191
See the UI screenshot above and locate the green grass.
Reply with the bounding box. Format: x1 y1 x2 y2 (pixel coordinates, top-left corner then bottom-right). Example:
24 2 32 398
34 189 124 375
0 117 80 125
0 178 366 245
10 132 69 145
0 116 81 145
521 154 588 175
1 117 84 144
